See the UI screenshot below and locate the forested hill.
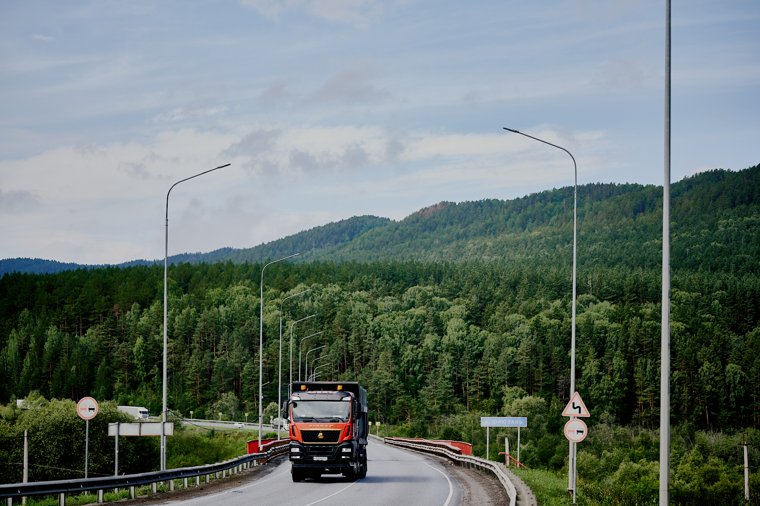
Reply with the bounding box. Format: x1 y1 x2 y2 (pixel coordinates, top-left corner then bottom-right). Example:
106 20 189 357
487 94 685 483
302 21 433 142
1 165 759 500
168 163 760 271
1 164 759 275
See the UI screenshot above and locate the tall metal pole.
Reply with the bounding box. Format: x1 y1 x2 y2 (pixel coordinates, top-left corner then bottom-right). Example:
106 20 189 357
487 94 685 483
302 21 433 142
258 253 299 449
503 127 577 501
312 361 330 381
289 314 317 396
162 162 230 471
660 1 672 503
84 419 89 479
744 441 750 501
305 345 326 381
309 355 327 380
298 331 324 381
23 429 28 484
277 289 310 439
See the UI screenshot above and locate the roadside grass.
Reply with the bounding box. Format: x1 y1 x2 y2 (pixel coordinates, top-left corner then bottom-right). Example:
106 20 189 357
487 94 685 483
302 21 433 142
512 467 595 505
20 425 267 505
167 424 262 468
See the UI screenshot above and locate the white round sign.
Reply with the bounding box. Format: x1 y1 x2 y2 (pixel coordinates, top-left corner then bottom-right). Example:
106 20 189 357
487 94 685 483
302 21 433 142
563 418 588 443
77 396 99 420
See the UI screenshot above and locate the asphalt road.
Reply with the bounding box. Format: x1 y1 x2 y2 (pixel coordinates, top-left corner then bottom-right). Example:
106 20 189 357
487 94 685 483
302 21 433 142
151 438 464 506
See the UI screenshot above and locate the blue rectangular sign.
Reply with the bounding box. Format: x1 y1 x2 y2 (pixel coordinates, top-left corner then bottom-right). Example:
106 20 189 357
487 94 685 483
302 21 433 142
480 416 528 428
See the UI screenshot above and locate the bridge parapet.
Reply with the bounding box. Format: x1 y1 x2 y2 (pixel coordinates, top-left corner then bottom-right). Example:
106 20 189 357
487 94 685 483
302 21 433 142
382 436 536 506
0 443 288 505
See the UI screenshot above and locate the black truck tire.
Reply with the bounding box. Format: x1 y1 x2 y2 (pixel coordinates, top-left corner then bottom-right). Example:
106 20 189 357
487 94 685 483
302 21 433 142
291 467 305 482
359 452 368 479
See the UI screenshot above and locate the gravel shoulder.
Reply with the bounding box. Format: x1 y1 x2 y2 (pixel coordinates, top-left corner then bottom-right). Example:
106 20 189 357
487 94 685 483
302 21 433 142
427 454 510 505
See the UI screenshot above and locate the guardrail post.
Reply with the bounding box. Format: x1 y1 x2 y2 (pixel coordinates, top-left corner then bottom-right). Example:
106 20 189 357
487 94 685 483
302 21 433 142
184 477 188 488
58 492 65 506
130 486 135 499
98 489 104 503
169 479 175 491
151 482 157 494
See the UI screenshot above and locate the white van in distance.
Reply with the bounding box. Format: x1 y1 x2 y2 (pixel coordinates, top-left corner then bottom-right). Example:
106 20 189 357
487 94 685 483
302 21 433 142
117 405 149 419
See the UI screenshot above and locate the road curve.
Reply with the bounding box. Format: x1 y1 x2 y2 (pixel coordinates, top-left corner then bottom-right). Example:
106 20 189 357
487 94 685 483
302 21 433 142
150 438 464 506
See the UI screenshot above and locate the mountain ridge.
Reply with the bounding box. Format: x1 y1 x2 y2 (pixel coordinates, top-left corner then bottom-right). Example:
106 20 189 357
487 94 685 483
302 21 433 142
2 163 758 275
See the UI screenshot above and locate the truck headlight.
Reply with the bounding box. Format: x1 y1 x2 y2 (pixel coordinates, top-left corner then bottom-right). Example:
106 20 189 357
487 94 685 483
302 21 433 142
341 447 351 453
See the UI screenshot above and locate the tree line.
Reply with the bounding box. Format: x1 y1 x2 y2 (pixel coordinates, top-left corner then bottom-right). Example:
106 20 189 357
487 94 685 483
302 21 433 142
1 260 757 431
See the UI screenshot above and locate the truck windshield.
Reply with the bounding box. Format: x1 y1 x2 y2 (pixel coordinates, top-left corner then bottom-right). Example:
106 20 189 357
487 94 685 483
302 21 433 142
292 401 350 422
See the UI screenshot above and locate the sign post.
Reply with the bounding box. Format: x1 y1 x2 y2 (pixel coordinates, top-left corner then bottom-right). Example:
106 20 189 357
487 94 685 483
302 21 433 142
480 417 528 464
77 397 99 479
562 392 591 504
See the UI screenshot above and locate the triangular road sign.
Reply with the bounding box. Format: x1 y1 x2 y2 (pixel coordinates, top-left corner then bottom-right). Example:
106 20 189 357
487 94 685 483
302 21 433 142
562 391 590 417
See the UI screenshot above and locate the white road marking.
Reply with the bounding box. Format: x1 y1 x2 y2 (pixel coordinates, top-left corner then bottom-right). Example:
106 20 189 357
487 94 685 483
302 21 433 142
424 461 454 506
303 480 358 505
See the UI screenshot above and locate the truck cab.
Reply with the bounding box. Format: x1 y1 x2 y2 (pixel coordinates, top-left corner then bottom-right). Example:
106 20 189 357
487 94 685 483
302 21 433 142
288 381 368 482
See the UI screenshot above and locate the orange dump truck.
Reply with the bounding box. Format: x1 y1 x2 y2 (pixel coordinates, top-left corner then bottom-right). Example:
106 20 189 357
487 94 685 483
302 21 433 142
288 381 368 481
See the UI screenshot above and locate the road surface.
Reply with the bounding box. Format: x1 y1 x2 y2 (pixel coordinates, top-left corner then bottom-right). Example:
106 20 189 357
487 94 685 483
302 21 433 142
145 438 482 506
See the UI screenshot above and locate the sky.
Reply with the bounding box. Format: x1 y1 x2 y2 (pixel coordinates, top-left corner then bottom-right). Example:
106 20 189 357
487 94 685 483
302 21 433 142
1 0 758 265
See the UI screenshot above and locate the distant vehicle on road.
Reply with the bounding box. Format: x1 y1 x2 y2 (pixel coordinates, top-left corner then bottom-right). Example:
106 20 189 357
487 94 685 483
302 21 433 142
117 406 149 419
233 422 245 428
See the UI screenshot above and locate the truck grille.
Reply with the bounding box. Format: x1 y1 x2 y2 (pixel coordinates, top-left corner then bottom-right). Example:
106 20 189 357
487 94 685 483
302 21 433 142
301 429 341 444
305 445 338 458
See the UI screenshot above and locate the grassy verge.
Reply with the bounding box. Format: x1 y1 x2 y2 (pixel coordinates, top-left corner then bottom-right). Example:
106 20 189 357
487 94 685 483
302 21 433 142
167 424 262 468
513 467 580 505
20 425 269 505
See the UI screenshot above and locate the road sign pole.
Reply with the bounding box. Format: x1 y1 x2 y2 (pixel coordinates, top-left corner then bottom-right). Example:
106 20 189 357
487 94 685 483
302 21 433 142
76 397 99 480
518 427 521 465
570 442 578 504
486 427 490 460
114 423 120 476
85 419 89 479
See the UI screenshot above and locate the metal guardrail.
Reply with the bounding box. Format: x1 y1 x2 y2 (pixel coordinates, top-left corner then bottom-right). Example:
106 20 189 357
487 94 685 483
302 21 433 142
0 441 288 506
383 437 537 506
183 418 278 430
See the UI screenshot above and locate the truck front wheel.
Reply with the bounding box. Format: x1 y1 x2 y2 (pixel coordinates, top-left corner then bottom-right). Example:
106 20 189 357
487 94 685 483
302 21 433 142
359 452 368 479
291 467 305 482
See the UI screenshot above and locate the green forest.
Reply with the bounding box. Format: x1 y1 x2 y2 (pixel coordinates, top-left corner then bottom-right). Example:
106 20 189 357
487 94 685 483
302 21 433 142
1 165 759 504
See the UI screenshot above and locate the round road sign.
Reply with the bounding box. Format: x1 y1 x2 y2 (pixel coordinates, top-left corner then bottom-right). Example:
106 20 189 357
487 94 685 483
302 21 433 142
77 396 99 420
563 418 588 443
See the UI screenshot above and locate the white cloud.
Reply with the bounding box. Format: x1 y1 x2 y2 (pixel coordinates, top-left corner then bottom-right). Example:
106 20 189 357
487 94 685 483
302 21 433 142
152 106 229 124
308 66 391 104
31 34 54 43
0 122 612 263
240 0 392 26
0 189 40 213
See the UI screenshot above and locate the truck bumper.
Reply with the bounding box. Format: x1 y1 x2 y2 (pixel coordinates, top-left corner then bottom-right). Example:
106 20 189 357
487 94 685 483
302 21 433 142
289 442 355 473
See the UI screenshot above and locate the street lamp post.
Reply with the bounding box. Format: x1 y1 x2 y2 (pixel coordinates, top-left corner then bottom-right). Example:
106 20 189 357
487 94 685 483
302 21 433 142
289 314 317 397
312 361 330 381
277 289 310 439
258 253 299 448
660 2 672 503
504 126 578 501
309 355 326 381
304 345 326 382
298 331 324 381
162 162 230 471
